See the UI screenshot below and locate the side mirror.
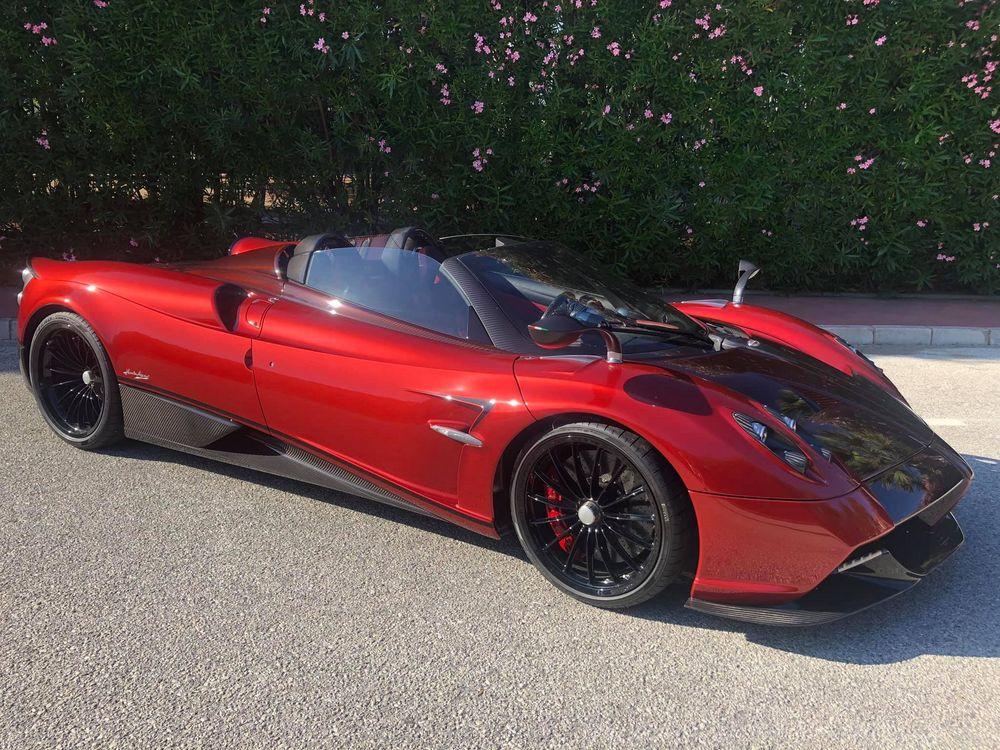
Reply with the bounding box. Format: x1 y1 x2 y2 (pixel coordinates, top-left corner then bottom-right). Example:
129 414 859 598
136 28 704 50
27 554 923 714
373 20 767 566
528 313 623 364
732 259 760 305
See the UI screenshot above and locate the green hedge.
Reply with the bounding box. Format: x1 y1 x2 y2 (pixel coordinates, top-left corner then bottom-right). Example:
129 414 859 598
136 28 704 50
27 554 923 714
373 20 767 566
2 1 998 291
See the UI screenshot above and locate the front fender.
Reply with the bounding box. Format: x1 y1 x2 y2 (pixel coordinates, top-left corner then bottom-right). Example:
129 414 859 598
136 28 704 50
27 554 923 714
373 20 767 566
673 299 903 401
513 356 859 501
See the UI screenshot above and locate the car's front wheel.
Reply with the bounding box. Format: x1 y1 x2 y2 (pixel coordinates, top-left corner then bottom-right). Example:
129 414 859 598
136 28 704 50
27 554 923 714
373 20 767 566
29 311 124 450
511 422 694 608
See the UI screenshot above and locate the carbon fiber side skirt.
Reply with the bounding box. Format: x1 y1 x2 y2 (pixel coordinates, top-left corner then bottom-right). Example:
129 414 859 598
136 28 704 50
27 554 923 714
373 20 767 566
119 384 431 517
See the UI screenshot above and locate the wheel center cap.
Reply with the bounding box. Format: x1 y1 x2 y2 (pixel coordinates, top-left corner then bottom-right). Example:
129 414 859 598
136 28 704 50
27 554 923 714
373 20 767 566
82 370 94 386
578 500 601 526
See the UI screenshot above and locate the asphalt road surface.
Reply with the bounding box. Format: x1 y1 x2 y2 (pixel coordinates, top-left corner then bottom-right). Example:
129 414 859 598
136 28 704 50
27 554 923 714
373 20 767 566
1 343 998 749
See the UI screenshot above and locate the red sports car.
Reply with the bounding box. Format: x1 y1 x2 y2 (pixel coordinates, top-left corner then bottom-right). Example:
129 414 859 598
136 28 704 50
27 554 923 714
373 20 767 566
15 229 972 624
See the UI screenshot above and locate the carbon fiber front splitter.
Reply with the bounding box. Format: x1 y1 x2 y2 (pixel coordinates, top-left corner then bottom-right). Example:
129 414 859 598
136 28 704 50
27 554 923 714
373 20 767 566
685 510 964 626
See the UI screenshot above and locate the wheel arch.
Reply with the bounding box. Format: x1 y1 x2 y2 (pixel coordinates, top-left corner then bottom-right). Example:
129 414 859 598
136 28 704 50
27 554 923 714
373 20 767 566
19 303 78 385
491 412 697 551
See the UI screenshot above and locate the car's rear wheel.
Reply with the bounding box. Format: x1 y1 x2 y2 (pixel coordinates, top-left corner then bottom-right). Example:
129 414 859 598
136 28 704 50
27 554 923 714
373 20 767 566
29 311 124 450
511 423 694 608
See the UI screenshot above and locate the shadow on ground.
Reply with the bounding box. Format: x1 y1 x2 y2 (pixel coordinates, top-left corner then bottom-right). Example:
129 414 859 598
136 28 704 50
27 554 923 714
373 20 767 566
104 436 1000 666
102 439 526 560
625 453 1000 665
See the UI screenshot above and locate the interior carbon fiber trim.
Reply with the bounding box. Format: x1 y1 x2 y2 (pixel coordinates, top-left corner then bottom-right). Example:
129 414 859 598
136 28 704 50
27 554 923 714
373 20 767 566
121 385 239 448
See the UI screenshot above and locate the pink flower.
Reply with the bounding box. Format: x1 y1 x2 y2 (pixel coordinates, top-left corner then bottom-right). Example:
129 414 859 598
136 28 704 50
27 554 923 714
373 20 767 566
643 108 653 119
435 63 448 74
318 12 325 21
846 15 859 26
341 31 350 40
868 107 877 115
752 86 764 96
93 0 109 7
659 0 671 7
35 130 50 150
660 112 673 125
990 119 1000 135
590 26 601 39
602 104 611 115
471 100 485 114
937 253 956 262
837 102 847 110
874 35 887 46
377 138 391 154
129 238 139 247
606 41 621 56
916 219 927 228
698 181 706 188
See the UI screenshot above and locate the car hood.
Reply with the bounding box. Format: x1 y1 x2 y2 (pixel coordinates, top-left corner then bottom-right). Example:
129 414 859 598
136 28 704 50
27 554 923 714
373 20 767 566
642 341 936 481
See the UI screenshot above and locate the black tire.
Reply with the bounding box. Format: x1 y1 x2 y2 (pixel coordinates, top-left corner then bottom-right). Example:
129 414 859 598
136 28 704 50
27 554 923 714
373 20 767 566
510 422 694 609
29 311 124 451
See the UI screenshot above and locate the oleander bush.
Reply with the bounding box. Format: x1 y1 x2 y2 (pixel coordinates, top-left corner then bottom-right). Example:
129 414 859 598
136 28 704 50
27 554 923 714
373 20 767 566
1 0 998 291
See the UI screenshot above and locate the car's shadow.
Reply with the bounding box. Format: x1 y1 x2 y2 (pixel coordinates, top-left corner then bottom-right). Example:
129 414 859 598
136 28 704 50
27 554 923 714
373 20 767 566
104 441 1000 665
102 440 527 560
624 453 1000 665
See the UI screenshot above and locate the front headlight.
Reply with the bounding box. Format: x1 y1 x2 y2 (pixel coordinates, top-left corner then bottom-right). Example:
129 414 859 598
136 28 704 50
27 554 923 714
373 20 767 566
733 412 810 474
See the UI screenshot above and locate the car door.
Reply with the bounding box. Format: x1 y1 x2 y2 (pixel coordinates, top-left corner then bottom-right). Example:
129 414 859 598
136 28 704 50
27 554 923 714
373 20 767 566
251 264 526 517
105 269 270 428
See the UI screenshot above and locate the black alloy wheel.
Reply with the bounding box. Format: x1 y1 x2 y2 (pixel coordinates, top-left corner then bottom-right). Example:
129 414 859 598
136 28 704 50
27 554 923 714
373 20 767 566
29 312 124 450
511 423 693 608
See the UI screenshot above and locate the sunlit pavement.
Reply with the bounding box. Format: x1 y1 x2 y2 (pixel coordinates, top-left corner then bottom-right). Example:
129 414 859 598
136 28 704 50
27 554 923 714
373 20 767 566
1 344 998 748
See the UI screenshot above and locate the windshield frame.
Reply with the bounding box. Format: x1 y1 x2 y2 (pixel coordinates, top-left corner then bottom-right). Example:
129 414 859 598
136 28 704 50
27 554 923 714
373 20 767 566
454 240 707 357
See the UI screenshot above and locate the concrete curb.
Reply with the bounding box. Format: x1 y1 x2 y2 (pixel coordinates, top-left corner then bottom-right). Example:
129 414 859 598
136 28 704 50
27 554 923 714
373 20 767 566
0 316 995 348
821 324 997 347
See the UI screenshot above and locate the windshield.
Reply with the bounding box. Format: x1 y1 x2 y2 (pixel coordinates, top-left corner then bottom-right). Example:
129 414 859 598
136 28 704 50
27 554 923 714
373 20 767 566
458 241 706 354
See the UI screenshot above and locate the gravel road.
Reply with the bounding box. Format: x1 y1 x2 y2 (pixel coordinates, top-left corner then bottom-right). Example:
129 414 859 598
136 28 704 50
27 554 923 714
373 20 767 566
1 343 998 749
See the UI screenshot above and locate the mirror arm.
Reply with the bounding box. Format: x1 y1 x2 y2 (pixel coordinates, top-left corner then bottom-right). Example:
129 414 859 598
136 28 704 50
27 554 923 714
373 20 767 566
732 259 760 305
597 328 623 364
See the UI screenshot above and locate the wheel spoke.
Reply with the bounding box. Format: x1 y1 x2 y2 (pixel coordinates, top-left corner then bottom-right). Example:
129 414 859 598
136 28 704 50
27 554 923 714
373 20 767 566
601 484 647 509
562 530 584 572
547 450 582 501
527 492 574 512
604 512 656 523
596 529 619 582
542 522 582 551
588 448 604 499
595 457 627 504
529 513 575 526
585 529 596 585
603 527 640 572
570 442 589 499
605 521 654 550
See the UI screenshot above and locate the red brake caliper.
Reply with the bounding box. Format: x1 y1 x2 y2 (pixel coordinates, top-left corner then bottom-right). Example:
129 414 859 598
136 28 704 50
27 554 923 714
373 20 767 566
546 486 574 552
